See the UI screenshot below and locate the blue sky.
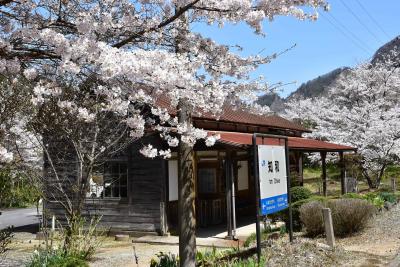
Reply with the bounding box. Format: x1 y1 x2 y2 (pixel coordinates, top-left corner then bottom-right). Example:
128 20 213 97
194 0 400 97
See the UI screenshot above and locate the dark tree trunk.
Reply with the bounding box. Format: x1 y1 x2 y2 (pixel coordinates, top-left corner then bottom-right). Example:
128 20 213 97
339 152 345 194
375 164 387 189
321 152 327 196
363 169 376 189
174 6 196 267
177 100 196 267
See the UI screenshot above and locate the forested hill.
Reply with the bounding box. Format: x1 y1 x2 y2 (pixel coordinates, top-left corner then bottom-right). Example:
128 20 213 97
286 67 350 100
257 67 349 113
259 35 400 113
371 36 400 65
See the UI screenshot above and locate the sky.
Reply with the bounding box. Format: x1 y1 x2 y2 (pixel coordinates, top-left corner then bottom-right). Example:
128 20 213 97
194 0 400 98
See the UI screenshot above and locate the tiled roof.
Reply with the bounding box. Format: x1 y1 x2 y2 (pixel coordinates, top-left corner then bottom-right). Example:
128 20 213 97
155 95 310 133
209 131 356 152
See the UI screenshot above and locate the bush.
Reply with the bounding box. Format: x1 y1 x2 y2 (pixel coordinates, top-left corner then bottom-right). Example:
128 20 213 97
377 192 397 204
26 248 88 267
277 196 328 232
243 224 284 247
328 199 375 237
58 215 103 260
362 192 385 209
299 201 325 237
197 248 266 267
290 186 312 203
343 192 385 209
299 198 376 237
150 252 179 267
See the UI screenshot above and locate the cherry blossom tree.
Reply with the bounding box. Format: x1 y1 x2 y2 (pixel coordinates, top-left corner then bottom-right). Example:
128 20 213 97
287 50 400 189
0 0 329 265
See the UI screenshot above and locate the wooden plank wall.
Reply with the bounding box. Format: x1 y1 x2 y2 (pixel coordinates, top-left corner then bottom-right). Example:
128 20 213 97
44 134 167 235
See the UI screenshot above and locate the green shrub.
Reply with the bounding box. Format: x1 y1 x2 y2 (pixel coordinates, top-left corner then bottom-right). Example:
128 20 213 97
328 199 376 237
362 192 385 209
26 248 88 267
58 215 103 260
290 186 312 203
299 201 325 237
150 252 179 267
377 192 397 204
243 224 284 247
197 248 265 267
344 192 385 209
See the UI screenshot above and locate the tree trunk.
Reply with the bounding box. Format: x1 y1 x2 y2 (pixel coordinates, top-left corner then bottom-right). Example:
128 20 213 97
177 100 196 267
363 169 378 189
375 164 387 189
321 152 327 196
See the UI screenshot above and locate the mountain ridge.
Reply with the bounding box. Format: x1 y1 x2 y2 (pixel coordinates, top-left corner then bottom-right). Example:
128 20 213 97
259 35 400 113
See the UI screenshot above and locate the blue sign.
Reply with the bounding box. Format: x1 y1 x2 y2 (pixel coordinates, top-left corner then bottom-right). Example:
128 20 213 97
258 145 288 216
260 193 288 215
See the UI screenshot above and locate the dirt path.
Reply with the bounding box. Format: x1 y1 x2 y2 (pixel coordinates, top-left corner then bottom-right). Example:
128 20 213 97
334 204 400 266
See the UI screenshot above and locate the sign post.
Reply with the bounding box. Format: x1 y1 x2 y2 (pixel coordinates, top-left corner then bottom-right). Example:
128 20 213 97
252 133 293 263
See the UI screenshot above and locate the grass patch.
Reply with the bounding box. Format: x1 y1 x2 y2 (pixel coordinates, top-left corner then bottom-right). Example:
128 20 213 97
243 225 285 248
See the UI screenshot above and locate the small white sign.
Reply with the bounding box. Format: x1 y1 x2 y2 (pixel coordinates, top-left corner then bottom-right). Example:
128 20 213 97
168 160 178 201
258 145 288 215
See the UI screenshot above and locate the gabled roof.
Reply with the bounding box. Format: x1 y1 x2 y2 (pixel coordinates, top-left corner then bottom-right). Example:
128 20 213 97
155 95 310 133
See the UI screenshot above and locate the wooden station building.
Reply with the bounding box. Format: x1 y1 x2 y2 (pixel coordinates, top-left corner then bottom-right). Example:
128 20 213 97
45 104 356 236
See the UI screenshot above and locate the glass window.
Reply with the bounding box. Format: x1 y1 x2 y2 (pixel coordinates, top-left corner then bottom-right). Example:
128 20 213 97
87 162 128 198
198 168 217 194
103 162 128 198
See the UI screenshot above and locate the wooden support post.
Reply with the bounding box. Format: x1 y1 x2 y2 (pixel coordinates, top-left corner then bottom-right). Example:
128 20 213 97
51 215 55 232
391 178 396 193
321 152 327 197
339 152 346 195
322 208 335 247
230 160 237 238
225 151 233 239
298 152 304 186
160 202 168 236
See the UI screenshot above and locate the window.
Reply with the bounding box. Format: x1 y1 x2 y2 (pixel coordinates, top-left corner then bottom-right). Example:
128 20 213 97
103 162 128 198
87 162 128 198
198 168 217 194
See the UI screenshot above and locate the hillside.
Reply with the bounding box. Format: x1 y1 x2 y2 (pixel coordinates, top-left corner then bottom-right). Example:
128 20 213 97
260 35 400 113
286 67 349 100
372 36 400 64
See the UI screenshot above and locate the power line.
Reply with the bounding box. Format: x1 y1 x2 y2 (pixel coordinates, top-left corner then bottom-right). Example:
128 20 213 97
322 12 373 55
321 13 370 55
338 0 382 43
354 0 391 39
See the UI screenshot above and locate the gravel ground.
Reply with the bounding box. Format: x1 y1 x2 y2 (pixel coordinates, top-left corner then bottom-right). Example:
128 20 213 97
334 203 400 266
262 238 351 267
0 232 34 267
2 204 400 267
89 241 179 267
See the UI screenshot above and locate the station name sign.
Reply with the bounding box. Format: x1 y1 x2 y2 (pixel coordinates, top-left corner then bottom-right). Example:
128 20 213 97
258 145 288 215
